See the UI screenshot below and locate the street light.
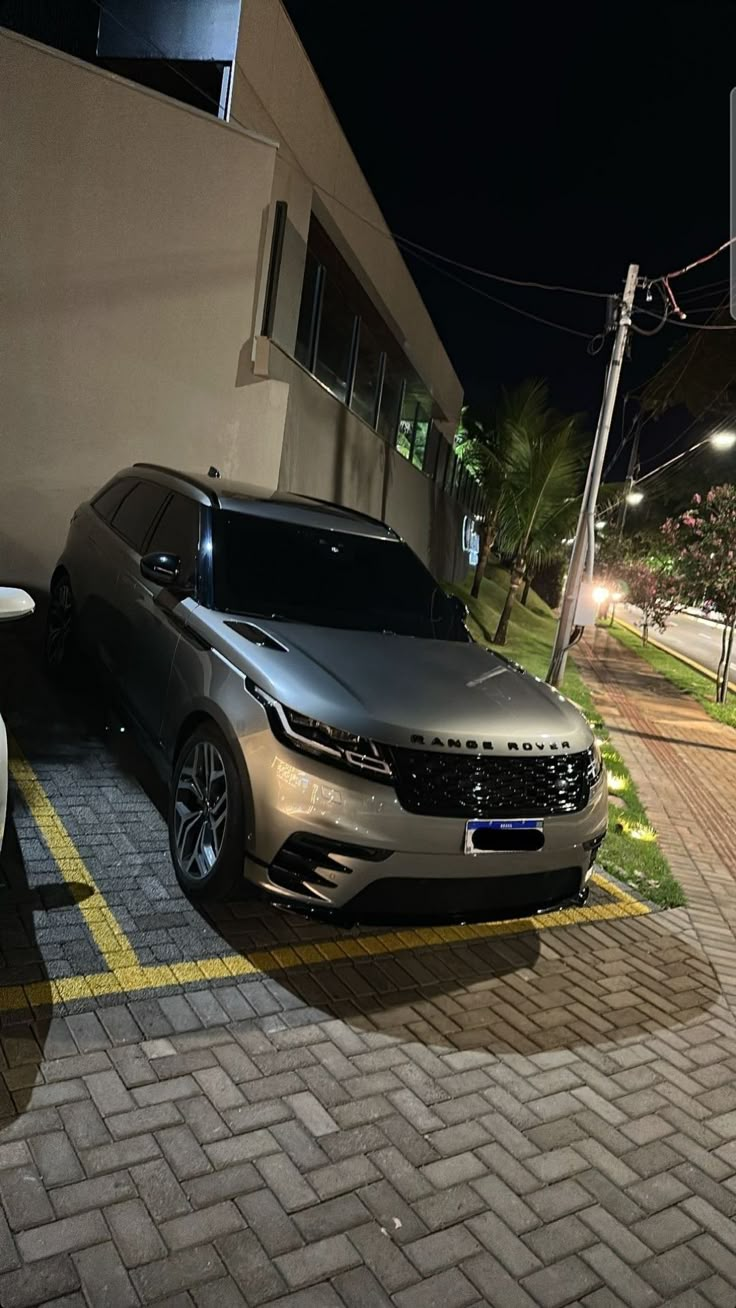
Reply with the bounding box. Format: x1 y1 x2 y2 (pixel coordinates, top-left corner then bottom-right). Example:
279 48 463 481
626 489 644 505
710 431 736 451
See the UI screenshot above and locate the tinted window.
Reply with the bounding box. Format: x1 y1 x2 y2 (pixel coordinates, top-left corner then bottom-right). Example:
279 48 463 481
111 481 168 552
212 512 462 640
147 494 200 590
93 478 136 523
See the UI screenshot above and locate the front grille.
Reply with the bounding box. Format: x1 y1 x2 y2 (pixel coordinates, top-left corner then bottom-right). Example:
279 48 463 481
344 867 583 924
389 747 592 818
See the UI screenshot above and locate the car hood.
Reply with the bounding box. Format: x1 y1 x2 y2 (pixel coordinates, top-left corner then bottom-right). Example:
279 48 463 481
200 612 592 756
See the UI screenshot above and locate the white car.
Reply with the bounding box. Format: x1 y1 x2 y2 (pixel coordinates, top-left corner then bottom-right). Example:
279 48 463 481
0 588 35 850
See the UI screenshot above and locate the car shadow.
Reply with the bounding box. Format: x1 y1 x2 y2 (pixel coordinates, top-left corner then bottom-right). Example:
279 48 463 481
0 626 721 1066
67 679 721 1062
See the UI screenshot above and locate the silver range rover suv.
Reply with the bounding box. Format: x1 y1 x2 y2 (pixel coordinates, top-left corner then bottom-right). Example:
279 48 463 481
47 464 607 925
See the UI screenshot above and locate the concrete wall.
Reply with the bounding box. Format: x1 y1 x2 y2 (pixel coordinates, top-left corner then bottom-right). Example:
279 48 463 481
231 0 463 428
270 346 468 582
1 30 283 590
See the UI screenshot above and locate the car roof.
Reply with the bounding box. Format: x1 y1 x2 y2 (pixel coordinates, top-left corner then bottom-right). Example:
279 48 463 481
124 464 398 540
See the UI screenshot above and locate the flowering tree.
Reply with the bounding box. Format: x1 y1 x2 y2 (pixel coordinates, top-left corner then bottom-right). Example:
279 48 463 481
662 485 736 702
596 532 678 633
618 559 680 646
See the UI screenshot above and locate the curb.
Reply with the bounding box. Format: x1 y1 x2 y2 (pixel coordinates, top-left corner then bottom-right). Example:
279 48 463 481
611 618 736 696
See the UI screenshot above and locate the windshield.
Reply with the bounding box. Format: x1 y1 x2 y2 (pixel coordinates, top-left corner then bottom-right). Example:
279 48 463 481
212 512 465 639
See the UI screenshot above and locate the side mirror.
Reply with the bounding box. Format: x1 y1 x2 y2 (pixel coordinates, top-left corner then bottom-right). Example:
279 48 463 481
447 594 469 640
140 552 180 587
0 587 34 623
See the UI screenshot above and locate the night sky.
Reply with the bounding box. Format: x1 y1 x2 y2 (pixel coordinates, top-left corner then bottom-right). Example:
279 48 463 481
284 0 736 478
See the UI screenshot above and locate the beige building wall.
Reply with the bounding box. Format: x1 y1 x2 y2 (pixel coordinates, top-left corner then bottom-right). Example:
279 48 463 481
1 30 283 590
231 0 463 428
269 345 468 583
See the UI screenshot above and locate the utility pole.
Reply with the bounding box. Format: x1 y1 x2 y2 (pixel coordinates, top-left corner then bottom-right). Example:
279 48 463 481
617 413 641 538
547 263 639 687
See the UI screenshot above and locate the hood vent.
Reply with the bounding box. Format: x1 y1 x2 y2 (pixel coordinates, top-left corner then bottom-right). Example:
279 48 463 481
225 621 287 652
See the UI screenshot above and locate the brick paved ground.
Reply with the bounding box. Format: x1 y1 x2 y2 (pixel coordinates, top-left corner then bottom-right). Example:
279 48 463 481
0 626 736 1305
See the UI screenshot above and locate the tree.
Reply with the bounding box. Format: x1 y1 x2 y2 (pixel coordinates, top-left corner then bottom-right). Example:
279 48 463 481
455 406 507 599
662 485 736 701
617 559 679 645
492 385 585 644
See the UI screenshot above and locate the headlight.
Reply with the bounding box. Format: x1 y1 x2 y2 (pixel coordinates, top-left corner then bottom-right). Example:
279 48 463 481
587 741 604 785
248 682 392 781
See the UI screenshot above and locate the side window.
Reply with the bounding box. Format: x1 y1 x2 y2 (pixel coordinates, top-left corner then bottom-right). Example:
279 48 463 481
110 481 169 553
146 494 200 590
92 477 136 523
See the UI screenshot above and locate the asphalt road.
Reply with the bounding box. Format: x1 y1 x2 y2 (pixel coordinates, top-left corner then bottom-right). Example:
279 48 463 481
622 606 736 681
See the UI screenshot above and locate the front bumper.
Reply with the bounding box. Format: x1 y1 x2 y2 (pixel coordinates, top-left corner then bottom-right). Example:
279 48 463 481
241 729 609 926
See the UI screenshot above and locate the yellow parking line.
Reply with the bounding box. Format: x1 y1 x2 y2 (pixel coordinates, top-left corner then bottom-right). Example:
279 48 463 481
0 870 649 1013
4 736 650 1013
8 742 140 972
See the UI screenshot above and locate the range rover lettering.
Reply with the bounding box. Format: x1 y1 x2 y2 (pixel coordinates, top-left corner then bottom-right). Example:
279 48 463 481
46 465 607 924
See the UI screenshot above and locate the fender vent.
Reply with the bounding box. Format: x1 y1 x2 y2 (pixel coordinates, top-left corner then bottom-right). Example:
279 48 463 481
225 622 287 651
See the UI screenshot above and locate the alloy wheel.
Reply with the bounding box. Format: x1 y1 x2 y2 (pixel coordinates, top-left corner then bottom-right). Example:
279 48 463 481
46 581 73 668
173 740 229 880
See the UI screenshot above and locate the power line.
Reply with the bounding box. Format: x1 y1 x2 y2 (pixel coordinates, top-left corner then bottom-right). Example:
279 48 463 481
601 328 713 482
640 382 736 466
88 0 623 335
678 275 732 297
653 237 736 286
226 62 617 308
602 400 637 482
82 4 613 342
645 238 736 321
637 440 709 489
391 235 610 298
678 284 731 305
634 308 736 332
633 294 728 440
598 441 710 522
403 247 597 339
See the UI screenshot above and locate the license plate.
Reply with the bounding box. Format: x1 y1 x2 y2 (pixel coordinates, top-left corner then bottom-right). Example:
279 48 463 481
464 818 544 854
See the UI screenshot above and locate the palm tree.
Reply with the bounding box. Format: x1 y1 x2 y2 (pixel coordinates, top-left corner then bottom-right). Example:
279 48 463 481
457 391 529 599
459 415 507 599
492 389 586 645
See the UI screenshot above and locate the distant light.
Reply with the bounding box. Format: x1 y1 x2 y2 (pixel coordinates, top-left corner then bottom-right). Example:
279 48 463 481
626 490 644 506
710 431 736 451
611 590 624 603
595 519 606 530
592 586 610 605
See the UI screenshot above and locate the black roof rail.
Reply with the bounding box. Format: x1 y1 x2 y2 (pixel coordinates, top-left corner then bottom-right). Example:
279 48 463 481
132 463 220 507
294 493 396 535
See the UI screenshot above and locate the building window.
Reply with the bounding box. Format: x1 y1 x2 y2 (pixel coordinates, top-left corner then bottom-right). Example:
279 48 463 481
294 251 321 371
269 212 462 491
350 321 383 427
314 278 356 404
396 392 415 460
412 408 430 471
377 363 403 444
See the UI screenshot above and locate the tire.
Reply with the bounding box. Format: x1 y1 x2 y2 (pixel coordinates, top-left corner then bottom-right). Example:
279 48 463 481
45 571 76 676
169 722 246 899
